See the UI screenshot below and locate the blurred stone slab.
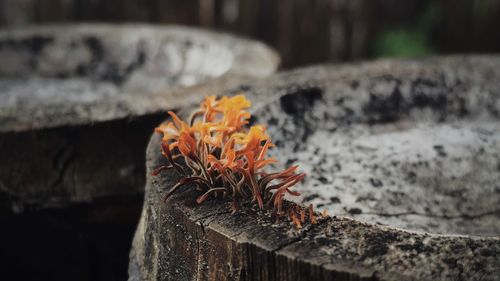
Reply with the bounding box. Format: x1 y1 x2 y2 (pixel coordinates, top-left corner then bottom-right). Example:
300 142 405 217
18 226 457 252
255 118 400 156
0 23 279 210
130 56 500 281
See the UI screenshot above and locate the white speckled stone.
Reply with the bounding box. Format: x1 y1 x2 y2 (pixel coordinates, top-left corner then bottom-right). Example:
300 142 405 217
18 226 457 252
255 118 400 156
0 23 279 132
248 56 500 236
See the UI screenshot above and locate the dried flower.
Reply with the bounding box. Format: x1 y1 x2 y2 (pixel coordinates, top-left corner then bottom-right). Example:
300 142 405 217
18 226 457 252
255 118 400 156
154 95 317 228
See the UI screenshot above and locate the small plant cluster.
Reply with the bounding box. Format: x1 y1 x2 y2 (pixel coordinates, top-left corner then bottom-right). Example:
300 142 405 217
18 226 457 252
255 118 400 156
154 95 319 228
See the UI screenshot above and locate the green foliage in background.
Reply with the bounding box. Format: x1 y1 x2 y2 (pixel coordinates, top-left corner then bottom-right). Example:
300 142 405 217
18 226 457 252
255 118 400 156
374 30 434 58
374 2 439 58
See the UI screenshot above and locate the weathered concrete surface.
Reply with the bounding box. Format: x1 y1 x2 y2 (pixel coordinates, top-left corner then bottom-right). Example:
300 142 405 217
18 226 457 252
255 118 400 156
252 57 500 237
0 24 279 210
130 56 500 281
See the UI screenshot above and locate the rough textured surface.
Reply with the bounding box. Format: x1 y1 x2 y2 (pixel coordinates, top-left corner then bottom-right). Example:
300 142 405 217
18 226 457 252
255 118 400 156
0 23 278 210
130 56 500 281
252 57 500 237
0 23 278 132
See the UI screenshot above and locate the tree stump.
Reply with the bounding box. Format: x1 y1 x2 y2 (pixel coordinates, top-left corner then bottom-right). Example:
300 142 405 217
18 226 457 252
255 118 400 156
130 56 500 281
0 23 278 210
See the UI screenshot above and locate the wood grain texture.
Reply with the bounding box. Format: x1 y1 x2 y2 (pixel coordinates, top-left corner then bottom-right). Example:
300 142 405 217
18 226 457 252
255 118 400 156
130 56 500 281
131 133 500 281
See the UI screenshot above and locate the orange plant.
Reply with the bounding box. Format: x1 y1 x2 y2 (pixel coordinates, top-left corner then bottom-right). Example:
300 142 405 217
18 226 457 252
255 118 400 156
154 95 316 227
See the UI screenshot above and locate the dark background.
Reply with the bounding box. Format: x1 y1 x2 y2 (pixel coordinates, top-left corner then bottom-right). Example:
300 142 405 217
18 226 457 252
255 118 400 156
1 1 499 280
1 0 500 68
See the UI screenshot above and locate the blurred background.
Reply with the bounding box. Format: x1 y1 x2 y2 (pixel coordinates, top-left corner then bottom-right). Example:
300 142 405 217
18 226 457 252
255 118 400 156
1 0 500 68
1 1 500 281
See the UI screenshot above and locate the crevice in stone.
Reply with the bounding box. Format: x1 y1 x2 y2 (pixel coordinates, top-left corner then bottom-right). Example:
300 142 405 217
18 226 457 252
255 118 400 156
198 220 206 235
48 139 75 189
